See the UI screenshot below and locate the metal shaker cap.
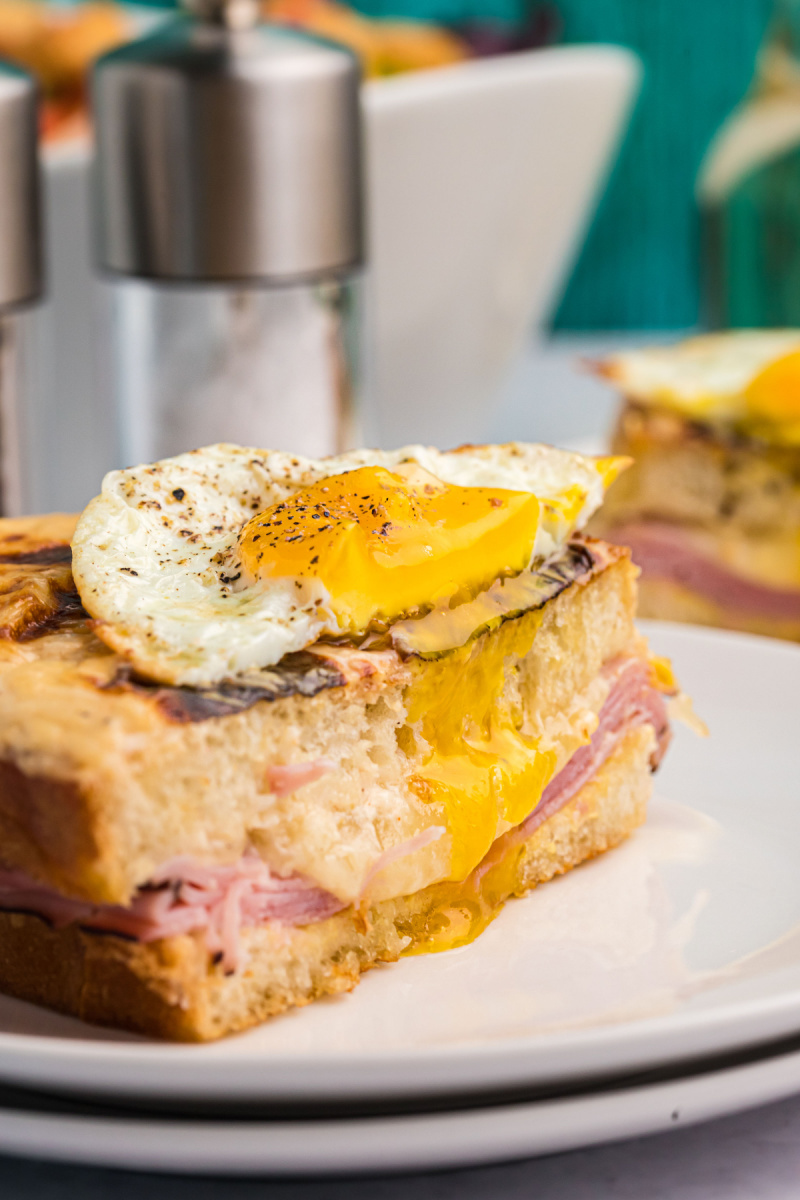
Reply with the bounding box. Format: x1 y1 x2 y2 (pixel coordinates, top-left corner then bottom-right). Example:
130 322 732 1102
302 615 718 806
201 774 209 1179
92 17 363 283
0 62 41 309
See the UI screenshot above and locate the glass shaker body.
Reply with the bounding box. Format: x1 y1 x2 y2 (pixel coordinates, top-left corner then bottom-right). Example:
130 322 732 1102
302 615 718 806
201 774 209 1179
105 274 363 467
0 308 37 516
0 62 42 514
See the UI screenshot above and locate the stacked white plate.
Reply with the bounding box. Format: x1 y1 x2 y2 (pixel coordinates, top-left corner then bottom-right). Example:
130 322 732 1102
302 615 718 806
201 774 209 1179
0 623 798 1176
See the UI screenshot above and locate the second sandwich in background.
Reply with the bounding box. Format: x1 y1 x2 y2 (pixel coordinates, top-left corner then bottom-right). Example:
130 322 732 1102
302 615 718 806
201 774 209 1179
590 330 800 641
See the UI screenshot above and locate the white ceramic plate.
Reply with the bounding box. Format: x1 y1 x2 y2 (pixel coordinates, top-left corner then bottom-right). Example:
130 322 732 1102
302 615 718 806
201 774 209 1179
0 623 798 1107
2 1035 800 1174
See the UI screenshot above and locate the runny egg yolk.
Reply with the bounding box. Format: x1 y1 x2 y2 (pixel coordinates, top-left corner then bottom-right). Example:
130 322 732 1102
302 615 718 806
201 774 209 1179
238 464 545 633
746 350 800 424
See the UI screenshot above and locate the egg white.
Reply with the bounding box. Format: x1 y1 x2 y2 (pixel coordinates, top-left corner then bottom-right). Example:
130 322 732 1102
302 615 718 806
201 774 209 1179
602 330 800 419
71 442 614 688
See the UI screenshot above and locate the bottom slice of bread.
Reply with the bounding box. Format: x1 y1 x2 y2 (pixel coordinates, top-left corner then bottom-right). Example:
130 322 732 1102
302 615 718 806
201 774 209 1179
0 725 653 1041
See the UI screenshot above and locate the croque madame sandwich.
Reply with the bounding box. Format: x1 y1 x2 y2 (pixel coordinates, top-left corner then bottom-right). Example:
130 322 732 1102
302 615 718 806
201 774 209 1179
0 441 679 1040
591 331 800 641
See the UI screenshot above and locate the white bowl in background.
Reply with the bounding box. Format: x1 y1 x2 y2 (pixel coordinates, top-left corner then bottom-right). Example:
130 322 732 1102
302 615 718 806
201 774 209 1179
363 45 640 448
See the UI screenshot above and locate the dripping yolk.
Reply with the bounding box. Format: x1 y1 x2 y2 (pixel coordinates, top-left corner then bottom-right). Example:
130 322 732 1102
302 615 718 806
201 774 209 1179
746 350 800 423
238 463 543 634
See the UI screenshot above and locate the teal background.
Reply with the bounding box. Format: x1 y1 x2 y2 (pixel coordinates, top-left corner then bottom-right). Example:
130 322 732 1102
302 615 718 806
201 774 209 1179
552 0 773 330
125 0 777 329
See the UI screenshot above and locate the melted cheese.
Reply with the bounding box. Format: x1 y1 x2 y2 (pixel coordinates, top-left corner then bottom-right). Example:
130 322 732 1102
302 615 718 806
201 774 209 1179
402 610 563 882
401 823 528 955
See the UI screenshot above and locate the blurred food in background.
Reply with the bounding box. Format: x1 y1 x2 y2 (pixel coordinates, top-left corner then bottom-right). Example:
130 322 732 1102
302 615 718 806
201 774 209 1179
264 0 557 75
699 0 800 328
589 330 800 642
264 0 470 75
0 1 130 140
0 0 557 144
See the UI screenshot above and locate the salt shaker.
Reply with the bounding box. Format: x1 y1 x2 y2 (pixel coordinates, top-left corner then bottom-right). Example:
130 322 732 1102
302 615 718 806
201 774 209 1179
92 1 364 465
0 62 42 516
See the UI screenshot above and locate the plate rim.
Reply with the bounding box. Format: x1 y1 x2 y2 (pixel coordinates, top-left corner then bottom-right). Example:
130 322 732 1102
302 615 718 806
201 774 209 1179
2 1025 800 1174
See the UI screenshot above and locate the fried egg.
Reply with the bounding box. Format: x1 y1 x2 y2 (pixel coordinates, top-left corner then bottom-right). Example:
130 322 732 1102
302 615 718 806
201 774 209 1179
601 330 800 440
71 442 625 687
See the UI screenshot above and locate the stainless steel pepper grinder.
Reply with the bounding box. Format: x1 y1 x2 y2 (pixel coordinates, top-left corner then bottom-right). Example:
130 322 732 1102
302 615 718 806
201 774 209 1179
92 2 364 465
0 62 42 516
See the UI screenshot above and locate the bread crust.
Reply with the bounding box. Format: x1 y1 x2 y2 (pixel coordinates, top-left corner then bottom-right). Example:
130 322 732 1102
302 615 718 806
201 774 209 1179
0 726 654 1041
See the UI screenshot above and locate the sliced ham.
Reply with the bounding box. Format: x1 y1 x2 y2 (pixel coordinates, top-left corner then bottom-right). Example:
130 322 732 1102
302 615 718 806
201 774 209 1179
264 758 335 798
521 655 669 841
0 853 345 973
0 654 670 971
471 656 670 886
609 521 800 620
359 824 447 897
